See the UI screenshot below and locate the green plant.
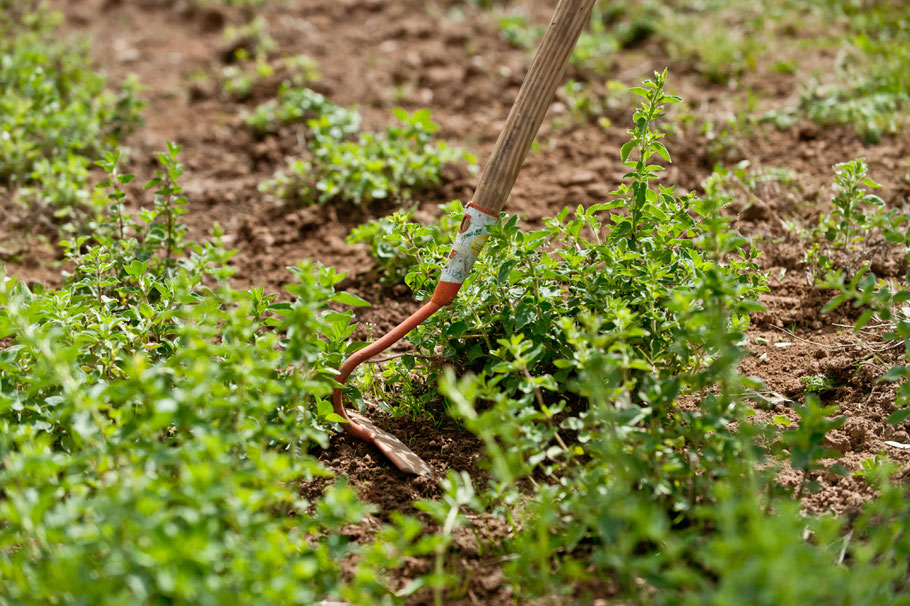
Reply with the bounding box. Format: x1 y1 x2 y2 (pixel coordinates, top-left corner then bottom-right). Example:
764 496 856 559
855 454 886 482
412 472 482 605
263 107 473 206
798 1 910 141
368 71 765 482
667 14 763 84
498 14 541 50
802 159 887 284
0 2 144 218
219 55 275 101
555 78 629 128
781 395 846 498
499 2 661 68
500 1 767 83
823 159 884 251
343 70 910 603
219 24 317 102
281 53 321 85
0 143 408 604
346 201 461 286
245 84 360 135
800 373 836 394
821 233 910 427
223 16 276 62
426 73 910 603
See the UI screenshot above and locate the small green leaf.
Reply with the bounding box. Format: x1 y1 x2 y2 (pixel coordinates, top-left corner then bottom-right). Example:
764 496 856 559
620 141 636 163
883 365 908 382
855 309 875 331
886 408 910 425
325 413 348 424
329 292 371 307
651 141 671 163
447 321 467 339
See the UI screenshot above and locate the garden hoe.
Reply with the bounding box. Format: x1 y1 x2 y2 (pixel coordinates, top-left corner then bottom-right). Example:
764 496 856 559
331 0 597 476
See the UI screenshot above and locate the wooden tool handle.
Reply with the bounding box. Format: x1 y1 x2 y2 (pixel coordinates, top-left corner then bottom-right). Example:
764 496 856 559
473 0 596 215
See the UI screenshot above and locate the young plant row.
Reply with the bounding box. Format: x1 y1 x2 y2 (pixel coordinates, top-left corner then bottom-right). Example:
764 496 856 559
247 81 473 206
0 144 385 603
0 2 143 218
494 0 910 141
0 143 491 606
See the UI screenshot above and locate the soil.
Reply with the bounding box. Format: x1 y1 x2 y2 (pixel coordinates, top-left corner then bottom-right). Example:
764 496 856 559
5 0 910 602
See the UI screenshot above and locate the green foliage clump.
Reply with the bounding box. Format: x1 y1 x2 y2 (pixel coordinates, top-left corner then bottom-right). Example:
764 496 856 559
0 144 395 604
220 51 320 102
346 201 461 286
821 183 910 426
800 373 836 394
381 71 765 420
785 395 846 498
828 159 886 247
258 102 473 206
245 84 360 136
223 15 277 60
355 72 910 603
0 3 143 216
219 55 275 101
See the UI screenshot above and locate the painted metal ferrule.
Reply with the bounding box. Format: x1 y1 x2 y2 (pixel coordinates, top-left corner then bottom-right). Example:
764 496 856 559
431 202 498 306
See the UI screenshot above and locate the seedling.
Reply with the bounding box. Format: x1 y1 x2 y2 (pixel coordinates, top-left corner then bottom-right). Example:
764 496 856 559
0 142 378 603
803 159 885 284
855 454 886 483
783 395 845 499
801 373 835 395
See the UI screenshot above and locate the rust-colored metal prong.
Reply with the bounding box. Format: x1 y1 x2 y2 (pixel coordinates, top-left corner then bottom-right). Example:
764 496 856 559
349 412 435 477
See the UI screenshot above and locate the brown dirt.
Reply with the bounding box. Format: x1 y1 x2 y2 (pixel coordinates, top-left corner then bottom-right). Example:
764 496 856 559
4 0 909 600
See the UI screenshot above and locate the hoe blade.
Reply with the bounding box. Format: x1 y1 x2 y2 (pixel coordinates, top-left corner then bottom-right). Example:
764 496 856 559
349 411 435 477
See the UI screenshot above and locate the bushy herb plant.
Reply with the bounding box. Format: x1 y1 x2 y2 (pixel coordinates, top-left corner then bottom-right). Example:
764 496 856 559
346 200 461 286
259 101 473 206
245 84 361 136
0 144 405 604
0 2 143 217
800 372 836 394
378 71 765 424
355 72 910 603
